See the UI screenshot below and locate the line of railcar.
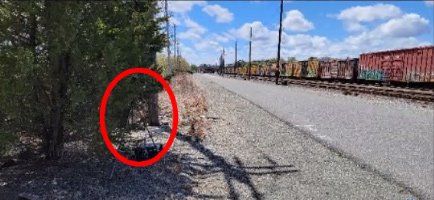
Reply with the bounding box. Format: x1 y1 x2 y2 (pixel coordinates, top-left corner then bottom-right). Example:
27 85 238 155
223 46 434 87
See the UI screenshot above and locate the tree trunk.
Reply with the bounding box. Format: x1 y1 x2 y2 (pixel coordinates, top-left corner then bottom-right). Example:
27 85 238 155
45 52 70 159
148 93 160 126
147 50 160 126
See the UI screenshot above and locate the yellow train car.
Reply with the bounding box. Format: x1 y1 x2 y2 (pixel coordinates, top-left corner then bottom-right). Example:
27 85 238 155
257 64 266 76
263 62 277 76
286 60 302 77
307 57 320 78
239 66 248 76
255 64 261 75
271 63 278 75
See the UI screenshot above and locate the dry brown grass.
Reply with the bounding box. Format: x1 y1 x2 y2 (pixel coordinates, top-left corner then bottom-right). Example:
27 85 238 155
161 74 208 140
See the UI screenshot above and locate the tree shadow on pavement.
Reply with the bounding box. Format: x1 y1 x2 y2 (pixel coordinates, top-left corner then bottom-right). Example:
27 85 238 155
178 134 299 200
1 127 299 200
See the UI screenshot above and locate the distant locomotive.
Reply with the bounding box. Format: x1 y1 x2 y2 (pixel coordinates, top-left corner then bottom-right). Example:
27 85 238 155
223 46 434 85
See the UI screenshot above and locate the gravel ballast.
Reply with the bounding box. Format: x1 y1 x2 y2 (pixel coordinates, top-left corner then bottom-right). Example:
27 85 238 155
198 74 432 199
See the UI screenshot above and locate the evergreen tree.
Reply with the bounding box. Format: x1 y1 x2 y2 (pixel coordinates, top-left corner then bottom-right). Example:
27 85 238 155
0 1 167 159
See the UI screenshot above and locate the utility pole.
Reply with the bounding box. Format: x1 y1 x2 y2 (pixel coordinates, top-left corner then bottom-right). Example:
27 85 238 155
222 48 225 75
248 27 252 80
234 41 237 75
173 24 177 71
165 0 171 75
276 0 283 84
219 48 225 75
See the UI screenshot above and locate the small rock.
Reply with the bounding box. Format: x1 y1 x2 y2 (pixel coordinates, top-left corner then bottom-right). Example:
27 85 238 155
0 182 7 186
25 171 34 175
176 192 184 197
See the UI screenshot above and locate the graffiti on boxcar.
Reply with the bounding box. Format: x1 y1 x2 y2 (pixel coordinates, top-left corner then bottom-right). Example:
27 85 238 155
257 64 265 76
406 70 422 82
392 67 404 81
307 58 320 78
251 65 258 75
381 61 404 81
359 69 384 81
282 63 290 76
293 65 301 77
286 65 295 76
287 61 302 77
330 61 339 78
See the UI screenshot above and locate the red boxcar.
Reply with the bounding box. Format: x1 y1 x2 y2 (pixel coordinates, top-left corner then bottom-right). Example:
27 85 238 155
320 59 337 79
337 59 358 80
358 46 434 83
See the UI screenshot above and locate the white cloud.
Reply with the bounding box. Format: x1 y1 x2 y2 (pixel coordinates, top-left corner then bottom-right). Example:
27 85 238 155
179 18 207 40
282 10 314 32
344 23 367 32
337 4 402 32
180 39 224 65
211 33 234 43
168 1 207 14
225 12 431 62
325 5 432 58
177 3 432 65
230 23 293 55
229 21 330 60
170 17 181 26
230 21 275 42
184 18 207 34
425 1 434 6
332 14 430 56
229 21 281 60
285 34 329 49
374 14 430 37
337 4 402 23
321 4 432 58
179 32 235 65
194 39 221 51
202 5 234 23
337 35 428 56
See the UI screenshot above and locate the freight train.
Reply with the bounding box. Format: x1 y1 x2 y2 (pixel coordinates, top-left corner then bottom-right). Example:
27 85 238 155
222 46 434 86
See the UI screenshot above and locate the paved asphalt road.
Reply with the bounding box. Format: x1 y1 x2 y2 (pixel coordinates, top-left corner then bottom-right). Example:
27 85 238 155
201 74 434 199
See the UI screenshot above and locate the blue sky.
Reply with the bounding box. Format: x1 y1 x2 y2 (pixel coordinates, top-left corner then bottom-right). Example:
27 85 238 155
163 1 434 65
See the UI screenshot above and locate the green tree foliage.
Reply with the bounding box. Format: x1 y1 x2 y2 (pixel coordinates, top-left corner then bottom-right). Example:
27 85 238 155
0 1 166 158
190 64 198 72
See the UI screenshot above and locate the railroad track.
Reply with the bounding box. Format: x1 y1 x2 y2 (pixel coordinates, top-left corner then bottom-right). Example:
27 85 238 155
223 74 434 102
